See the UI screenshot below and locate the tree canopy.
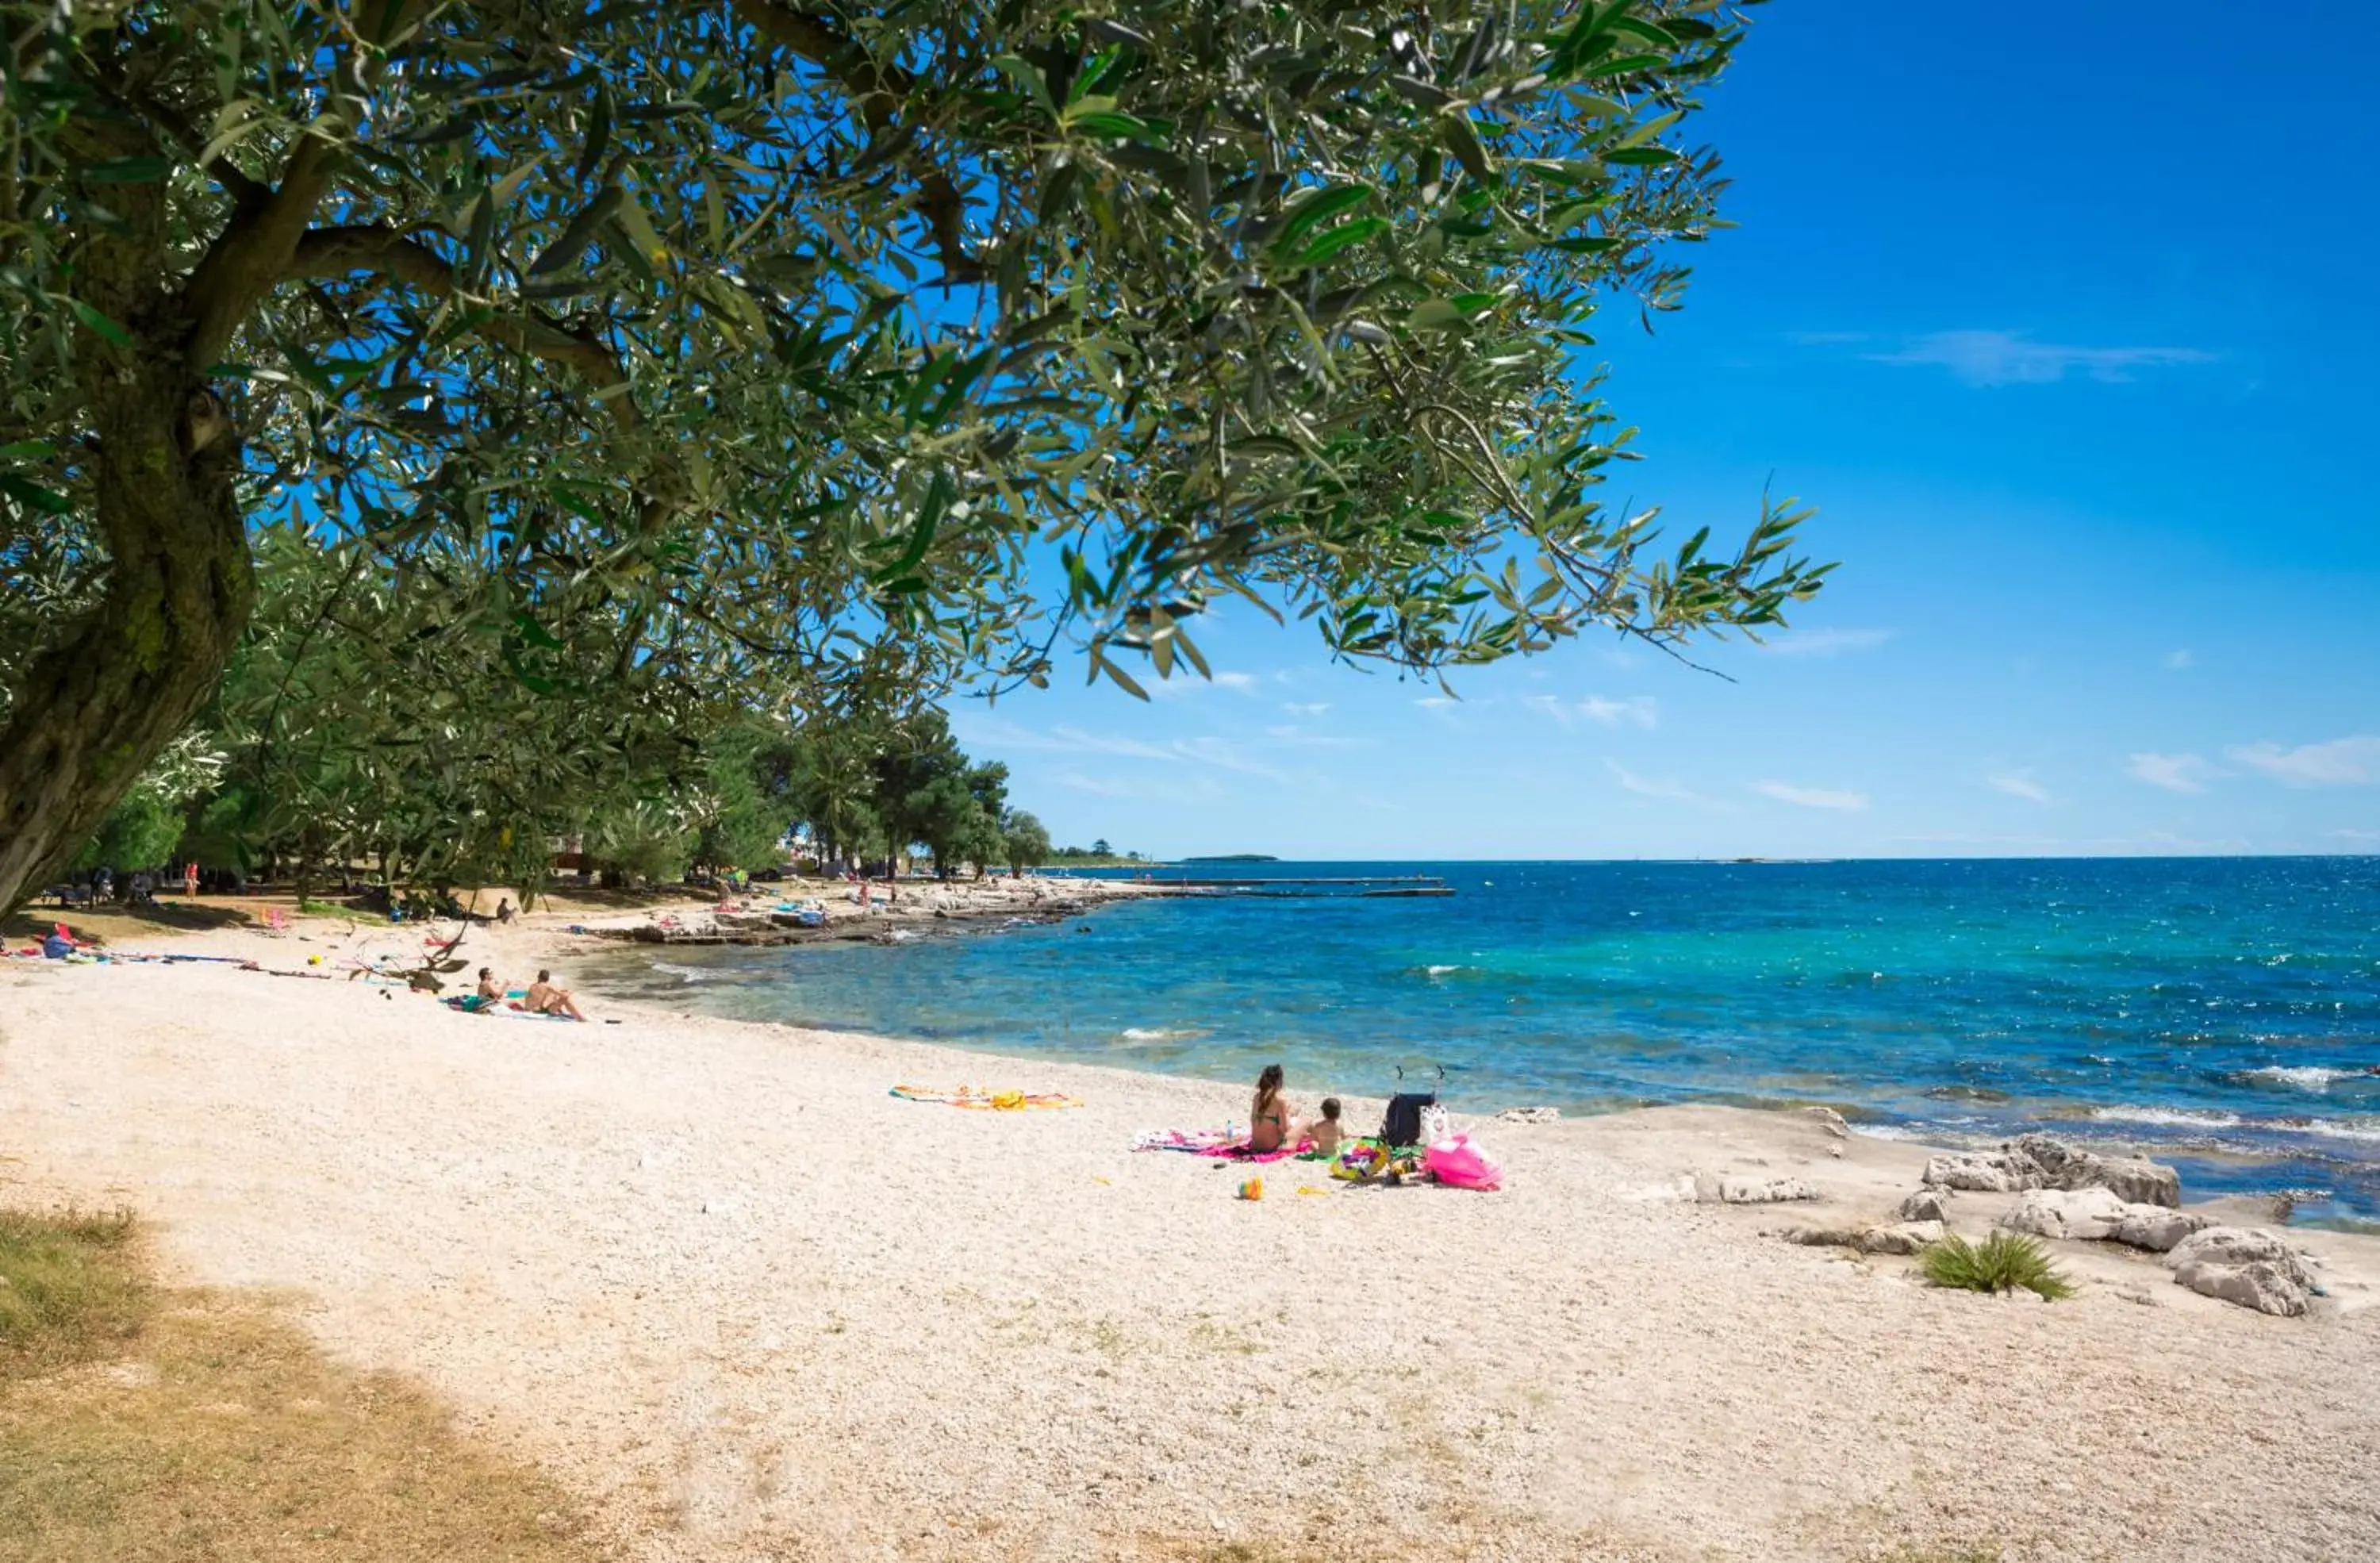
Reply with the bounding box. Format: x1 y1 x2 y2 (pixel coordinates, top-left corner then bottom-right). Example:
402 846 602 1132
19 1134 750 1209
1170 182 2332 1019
0 0 1825 914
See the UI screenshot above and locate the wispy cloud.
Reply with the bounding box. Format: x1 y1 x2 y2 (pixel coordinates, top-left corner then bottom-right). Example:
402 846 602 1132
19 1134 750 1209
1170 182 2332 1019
1415 695 1458 709
1756 627 1895 659
1053 769 1224 804
1987 770 2054 805
1606 760 1703 804
2331 828 2380 846
2127 751 2215 794
1754 780 1870 812
966 720 1293 782
1280 701 1330 717
2163 649 2194 671
2227 735 2380 788
1146 669 1258 700
1524 693 1659 729
1263 724 1367 750
1867 330 2215 387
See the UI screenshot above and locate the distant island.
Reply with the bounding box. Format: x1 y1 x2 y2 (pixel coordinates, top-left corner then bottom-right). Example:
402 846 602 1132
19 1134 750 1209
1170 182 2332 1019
1181 854 1280 863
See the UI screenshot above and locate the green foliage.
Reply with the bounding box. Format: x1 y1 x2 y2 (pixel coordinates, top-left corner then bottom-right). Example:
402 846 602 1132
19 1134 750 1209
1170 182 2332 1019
0 2 1829 909
1002 810 1054 873
1920 1232 2077 1302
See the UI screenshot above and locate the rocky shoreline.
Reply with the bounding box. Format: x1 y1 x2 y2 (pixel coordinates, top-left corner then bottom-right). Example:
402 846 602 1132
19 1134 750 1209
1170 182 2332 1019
556 874 1169 950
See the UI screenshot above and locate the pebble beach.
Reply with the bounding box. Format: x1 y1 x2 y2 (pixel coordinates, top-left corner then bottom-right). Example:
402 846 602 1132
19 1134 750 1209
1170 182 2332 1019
5 907 2379 1562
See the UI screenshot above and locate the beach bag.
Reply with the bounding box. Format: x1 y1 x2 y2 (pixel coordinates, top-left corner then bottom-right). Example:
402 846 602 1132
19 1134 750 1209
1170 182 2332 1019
1417 1103 1450 1146
1380 1092 1436 1147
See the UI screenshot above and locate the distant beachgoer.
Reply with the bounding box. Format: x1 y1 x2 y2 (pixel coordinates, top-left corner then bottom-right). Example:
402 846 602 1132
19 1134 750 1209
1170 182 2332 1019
1248 1064 1297 1154
183 862 199 898
1306 1097 1345 1158
476 967 503 1001
524 969 585 1021
494 897 514 925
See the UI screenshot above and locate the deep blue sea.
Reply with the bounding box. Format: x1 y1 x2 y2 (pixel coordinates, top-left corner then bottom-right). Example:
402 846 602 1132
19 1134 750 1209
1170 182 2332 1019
584 858 2380 1224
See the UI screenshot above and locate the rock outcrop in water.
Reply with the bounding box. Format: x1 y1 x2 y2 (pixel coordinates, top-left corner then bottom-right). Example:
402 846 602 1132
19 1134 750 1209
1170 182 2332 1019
1920 1134 2181 1208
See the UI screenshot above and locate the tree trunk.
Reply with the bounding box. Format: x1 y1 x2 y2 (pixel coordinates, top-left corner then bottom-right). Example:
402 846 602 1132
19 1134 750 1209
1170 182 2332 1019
0 383 252 915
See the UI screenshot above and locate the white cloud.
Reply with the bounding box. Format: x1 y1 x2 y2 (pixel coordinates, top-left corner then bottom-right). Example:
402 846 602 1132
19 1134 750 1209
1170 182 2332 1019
1580 694 1659 729
2163 649 2194 671
1262 724 1366 750
1606 760 1702 803
1987 770 2053 804
1524 693 1657 729
2331 828 2380 845
1051 770 1223 804
2127 751 2214 793
1146 669 1258 700
962 720 1292 781
1867 330 2216 387
2227 735 2380 788
1415 695 1457 709
1756 627 1896 659
1754 780 1870 812
1280 701 1331 717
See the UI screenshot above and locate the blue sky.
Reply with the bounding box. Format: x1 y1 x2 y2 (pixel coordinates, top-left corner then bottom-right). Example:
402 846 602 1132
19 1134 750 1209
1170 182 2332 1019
955 2 2380 860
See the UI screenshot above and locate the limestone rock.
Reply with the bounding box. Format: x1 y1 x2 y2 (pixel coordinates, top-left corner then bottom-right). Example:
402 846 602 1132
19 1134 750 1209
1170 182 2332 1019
1781 1219 1941 1255
1898 1188 1953 1223
2013 1133 2181 1208
1803 1106 1851 1139
2166 1227 2313 1287
2164 1227 2316 1316
1921 1152 2040 1193
1495 1107 1561 1125
2173 1258 2309 1317
1998 1186 2132 1241
2108 1207 2212 1254
1712 1176 1819 1204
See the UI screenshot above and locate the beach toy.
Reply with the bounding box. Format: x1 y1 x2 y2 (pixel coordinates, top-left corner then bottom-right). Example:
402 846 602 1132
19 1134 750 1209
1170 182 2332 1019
1422 1135 1503 1192
1238 1176 1264 1201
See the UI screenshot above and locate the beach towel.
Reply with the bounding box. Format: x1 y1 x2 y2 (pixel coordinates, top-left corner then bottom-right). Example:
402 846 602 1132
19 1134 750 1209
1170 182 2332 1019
890 1084 1084 1110
1130 1128 1313 1162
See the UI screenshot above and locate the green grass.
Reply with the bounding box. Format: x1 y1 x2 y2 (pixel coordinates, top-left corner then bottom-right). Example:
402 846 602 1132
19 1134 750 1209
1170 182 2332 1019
297 897 386 924
1920 1231 2076 1301
0 1208 145 1379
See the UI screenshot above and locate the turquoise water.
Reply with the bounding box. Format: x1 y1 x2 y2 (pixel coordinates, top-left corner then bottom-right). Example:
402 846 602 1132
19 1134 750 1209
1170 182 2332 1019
584 858 2380 1222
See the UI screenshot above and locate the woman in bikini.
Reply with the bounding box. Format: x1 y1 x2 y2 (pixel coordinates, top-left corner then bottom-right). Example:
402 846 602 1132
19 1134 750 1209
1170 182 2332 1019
1247 1063 1297 1154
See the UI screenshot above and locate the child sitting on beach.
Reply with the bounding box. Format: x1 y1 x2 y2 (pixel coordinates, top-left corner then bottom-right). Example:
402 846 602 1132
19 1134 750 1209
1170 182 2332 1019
1306 1097 1346 1158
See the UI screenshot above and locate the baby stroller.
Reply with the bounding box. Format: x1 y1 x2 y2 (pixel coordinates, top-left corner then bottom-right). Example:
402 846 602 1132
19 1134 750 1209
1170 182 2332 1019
1379 1062 1446 1147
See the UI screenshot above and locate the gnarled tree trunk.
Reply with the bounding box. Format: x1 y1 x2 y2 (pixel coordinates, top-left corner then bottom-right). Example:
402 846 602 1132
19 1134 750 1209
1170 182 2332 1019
0 380 254 914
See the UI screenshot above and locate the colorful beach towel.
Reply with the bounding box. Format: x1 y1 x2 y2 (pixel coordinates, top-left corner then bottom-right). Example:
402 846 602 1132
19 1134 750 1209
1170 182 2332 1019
1130 1128 1313 1163
891 1084 1084 1111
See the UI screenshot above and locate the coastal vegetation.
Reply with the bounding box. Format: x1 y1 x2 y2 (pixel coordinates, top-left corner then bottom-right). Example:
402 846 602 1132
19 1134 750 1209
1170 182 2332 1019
0 1 1828 916
1920 1231 2077 1302
0 1206 604 1561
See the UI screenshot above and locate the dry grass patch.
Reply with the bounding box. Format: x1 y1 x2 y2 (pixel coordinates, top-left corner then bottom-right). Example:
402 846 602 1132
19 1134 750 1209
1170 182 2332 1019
0 1206 611 1563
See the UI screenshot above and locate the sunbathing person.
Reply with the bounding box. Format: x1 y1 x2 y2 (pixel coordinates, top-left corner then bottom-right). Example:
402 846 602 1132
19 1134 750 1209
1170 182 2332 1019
1247 1063 1298 1154
476 967 504 1002
524 969 586 1021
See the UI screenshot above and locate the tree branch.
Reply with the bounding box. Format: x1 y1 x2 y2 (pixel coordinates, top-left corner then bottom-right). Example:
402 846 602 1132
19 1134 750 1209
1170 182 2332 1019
178 1 430 368
733 1 982 282
284 225 640 434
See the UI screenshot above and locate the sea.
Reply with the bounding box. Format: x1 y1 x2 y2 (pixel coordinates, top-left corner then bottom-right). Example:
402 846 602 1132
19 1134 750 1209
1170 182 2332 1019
582 857 2380 1226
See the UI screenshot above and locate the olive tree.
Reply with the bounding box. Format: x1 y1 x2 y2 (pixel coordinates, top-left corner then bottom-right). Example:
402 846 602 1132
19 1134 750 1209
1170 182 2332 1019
0 1 1825 912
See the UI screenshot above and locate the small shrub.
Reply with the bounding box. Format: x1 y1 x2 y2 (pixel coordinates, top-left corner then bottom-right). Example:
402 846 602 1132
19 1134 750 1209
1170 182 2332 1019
1921 1231 2075 1301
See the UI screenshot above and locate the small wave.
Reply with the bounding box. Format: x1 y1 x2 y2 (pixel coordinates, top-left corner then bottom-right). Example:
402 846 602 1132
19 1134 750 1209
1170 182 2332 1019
2090 1104 2244 1130
2274 1117 2380 1146
1851 1123 1928 1142
2237 1066 2362 1093
651 961 712 983
1119 1026 1207 1043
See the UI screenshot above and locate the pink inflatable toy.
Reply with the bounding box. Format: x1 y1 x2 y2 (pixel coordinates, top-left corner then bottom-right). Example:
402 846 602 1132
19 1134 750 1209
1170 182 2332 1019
1423 1135 1503 1192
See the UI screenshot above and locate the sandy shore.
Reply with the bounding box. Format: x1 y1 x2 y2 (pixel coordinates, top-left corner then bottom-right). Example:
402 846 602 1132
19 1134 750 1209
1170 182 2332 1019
5 912 2379 1561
